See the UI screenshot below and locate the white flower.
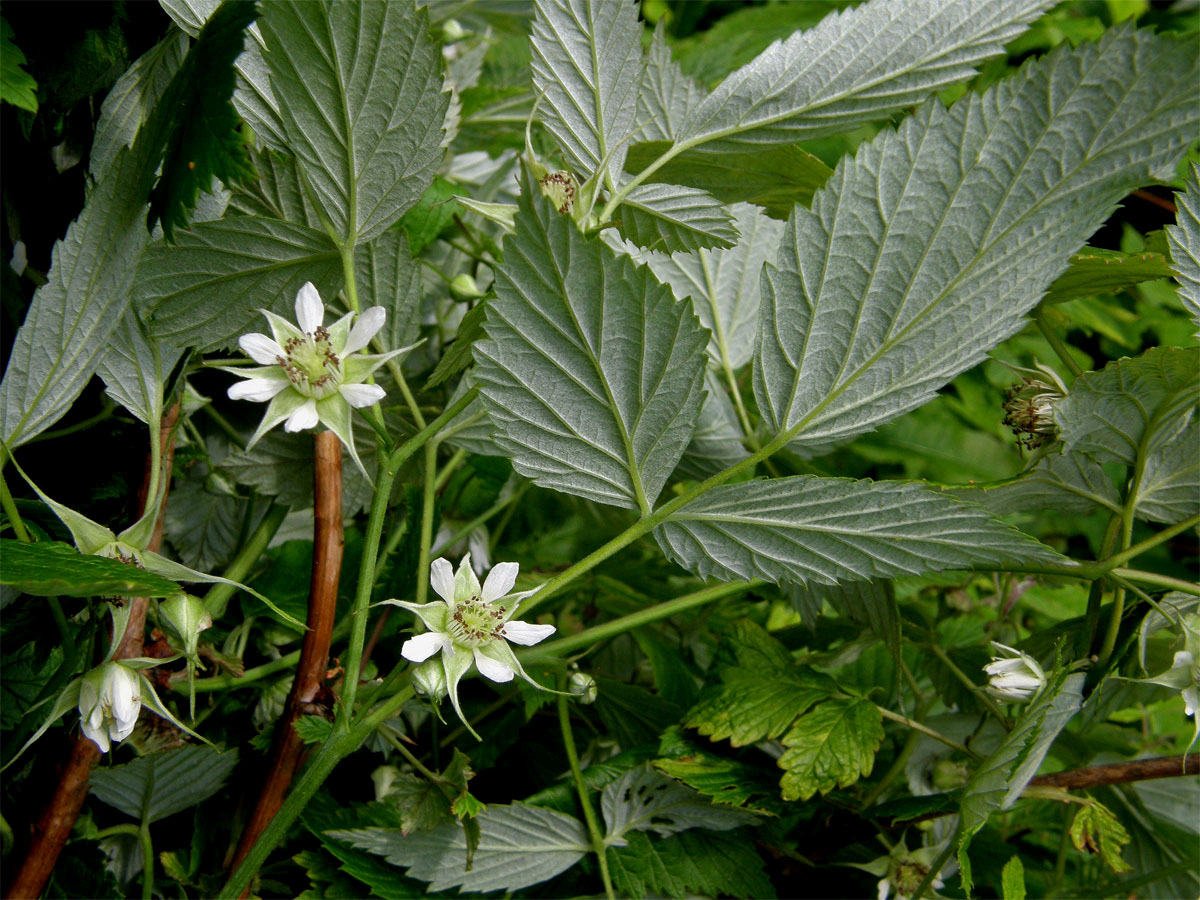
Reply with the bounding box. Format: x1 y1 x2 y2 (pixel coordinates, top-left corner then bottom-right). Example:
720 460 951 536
220 282 410 474
983 642 1045 703
384 554 555 738
1140 613 1200 752
79 662 142 753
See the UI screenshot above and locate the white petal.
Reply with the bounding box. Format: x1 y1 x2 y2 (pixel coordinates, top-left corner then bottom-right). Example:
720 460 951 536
474 648 514 682
295 282 324 333
239 332 284 365
501 620 556 646
877 879 890 900
402 631 450 663
343 306 386 354
229 378 289 402
482 562 519 603
430 558 456 603
81 720 110 753
283 399 319 431
1184 686 1199 718
339 382 386 408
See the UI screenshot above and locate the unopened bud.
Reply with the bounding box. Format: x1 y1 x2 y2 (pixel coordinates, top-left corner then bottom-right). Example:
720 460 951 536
413 659 448 701
160 594 212 660
449 273 484 301
568 671 597 704
539 170 578 216
984 642 1045 703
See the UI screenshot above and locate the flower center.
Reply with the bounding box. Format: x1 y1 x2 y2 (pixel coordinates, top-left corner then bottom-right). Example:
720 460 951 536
448 596 506 649
277 326 342 399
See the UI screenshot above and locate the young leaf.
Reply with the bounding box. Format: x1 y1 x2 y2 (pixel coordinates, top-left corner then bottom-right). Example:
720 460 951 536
755 28 1199 455
1001 855 1026 900
328 803 589 893
656 476 1067 587
0 17 38 113
606 829 777 900
1071 802 1133 874
616 183 738 254
0 540 182 599
685 664 836 748
600 764 758 844
1042 246 1175 306
671 0 1048 156
141 217 342 351
89 746 238 824
259 0 449 245
1166 161 1200 336
530 0 642 188
426 300 488 391
778 696 884 801
473 172 709 511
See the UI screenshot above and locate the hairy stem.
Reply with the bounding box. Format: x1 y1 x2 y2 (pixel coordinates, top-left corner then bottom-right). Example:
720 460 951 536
1033 311 1084 379
558 690 614 900
875 706 978 759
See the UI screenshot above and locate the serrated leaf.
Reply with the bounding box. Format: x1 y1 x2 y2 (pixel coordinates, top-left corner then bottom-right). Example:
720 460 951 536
654 727 782 814
790 579 901 667
260 0 448 245
293 715 334 745
147 0 257 241
600 764 758 843
473 172 709 511
1042 246 1175 306
1071 801 1133 874
302 797 426 900
380 773 452 836
1166 161 1200 336
355 231 423 357
141 217 342 351
426 300 488 390
1135 419 1199 525
227 146 323 230
0 17 38 112
616 183 737 254
675 370 749 480
89 746 238 824
98 306 183 426
0 540 182 599
161 475 246 573
672 0 1048 155
634 25 703 144
530 0 642 187
949 452 1121 518
685 665 835 748
778 697 883 800
656 476 1067 587
328 802 589 894
606 829 777 900
755 29 1199 456
625 140 833 220
636 202 784 372
1055 347 1199 470
398 177 460 256
1001 855 1026 900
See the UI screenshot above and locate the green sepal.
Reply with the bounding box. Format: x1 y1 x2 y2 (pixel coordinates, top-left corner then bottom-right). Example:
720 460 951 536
1 678 82 772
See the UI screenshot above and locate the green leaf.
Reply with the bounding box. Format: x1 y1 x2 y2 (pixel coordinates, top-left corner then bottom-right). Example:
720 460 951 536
161 474 247 574
949 453 1121 518
293 716 335 745
0 540 182 599
624 140 833 222
675 371 750 480
1166 161 1200 336
355 231 423 356
1042 246 1175 306
654 727 783 814
260 0 448 245
755 29 1199 456
89 746 238 824
1055 347 1199 470
1135 419 1199 525
380 773 452 836
616 183 737 254
328 802 589 894
1001 855 1026 900
778 696 883 800
1071 801 1133 874
141 217 342 351
0 17 38 112
600 764 758 843
147 0 257 241
302 798 426 900
606 829 777 900
473 172 709 511
593 678 683 751
656 476 1067 587
685 664 836 748
635 202 784 372
398 177 460 256
426 300 488 390
633 25 703 144
530 0 642 187
671 0 1048 155
227 145 324 230
98 306 183 426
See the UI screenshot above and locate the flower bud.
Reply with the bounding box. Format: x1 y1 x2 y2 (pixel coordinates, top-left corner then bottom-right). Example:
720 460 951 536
78 662 142 753
413 658 448 701
160 594 213 660
449 273 485 301
539 170 578 216
568 671 597 704
441 18 467 42
983 642 1045 703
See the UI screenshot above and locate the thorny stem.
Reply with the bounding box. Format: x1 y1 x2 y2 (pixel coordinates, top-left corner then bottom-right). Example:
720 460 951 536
558 688 615 900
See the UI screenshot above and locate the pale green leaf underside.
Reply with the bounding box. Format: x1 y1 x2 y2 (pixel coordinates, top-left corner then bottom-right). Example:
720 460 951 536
89 745 238 825
531 0 642 187
600 765 757 843
674 0 1050 154
756 28 1200 455
1134 419 1199 525
329 802 589 893
656 476 1067 587
260 0 448 244
474 176 709 511
1166 161 1200 336
617 183 737 254
1055 346 1199 469
676 370 749 481
355 230 423 355
98 307 183 426
634 24 703 144
140 216 342 351
227 146 325 231
951 452 1122 518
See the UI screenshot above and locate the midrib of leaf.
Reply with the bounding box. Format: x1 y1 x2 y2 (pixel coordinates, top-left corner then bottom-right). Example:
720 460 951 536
586 0 612 192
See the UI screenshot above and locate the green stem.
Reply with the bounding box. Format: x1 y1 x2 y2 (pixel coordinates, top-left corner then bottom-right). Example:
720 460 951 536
874 705 978 758
434 447 469 494
1033 312 1083 379
387 388 480 472
558 689 615 900
928 644 1012 730
201 504 289 619
200 403 248 451
22 403 116 446
1109 567 1200 596
431 485 527 560
1047 802 1074 898
911 839 955 900
47 597 76 668
414 443 439 607
340 245 359 312
138 819 154 900
187 651 299 693
1101 513 1199 572
94 823 141 840
1097 459 1148 669
1083 514 1122 656
0 467 30 542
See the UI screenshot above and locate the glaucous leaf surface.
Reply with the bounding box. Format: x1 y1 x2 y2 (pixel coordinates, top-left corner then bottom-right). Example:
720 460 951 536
657 476 1067 587
1166 162 1200 335
260 0 448 244
675 370 750 481
98 307 183 426
778 696 884 800
672 0 1050 154
329 802 589 893
89 746 239 824
227 146 324 230
755 28 1200 455
951 453 1122 518
633 25 703 144
473 175 708 511
530 0 642 187
616 183 737 254
141 217 342 351
600 764 758 843
355 231 423 355
1134 419 1199 525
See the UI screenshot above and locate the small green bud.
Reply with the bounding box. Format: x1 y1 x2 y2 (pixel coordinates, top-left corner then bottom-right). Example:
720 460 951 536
449 273 485 301
441 18 467 42
568 671 597 704
413 658 448 701
160 594 212 660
